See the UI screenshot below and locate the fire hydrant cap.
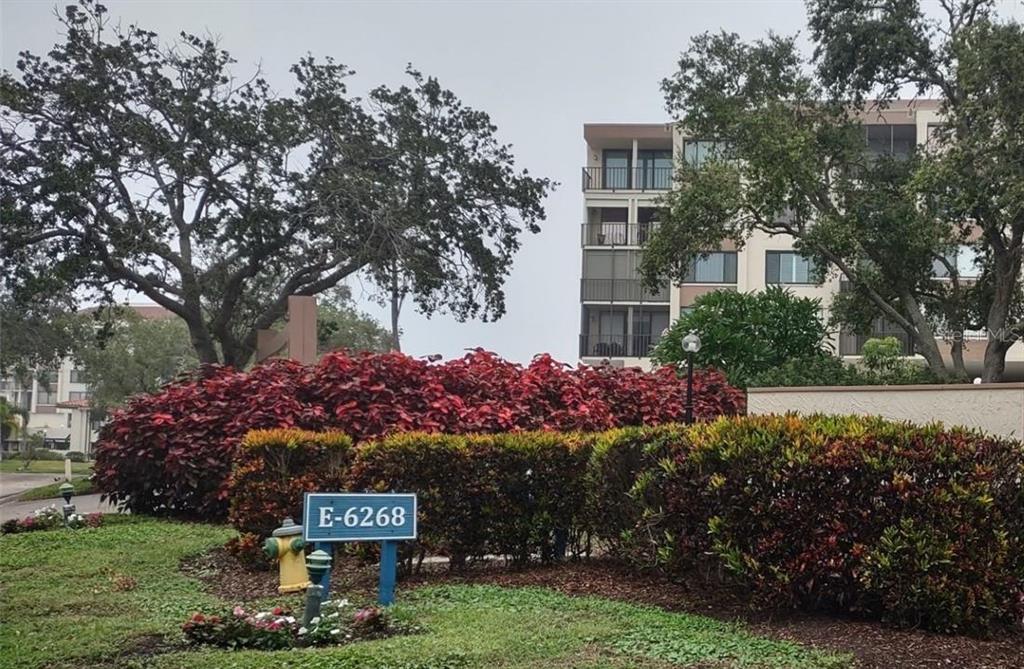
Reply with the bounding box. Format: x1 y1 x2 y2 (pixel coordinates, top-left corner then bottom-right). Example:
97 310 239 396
272 517 303 537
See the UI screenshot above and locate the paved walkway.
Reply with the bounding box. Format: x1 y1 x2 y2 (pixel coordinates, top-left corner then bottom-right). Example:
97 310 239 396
0 472 64 500
0 493 119 522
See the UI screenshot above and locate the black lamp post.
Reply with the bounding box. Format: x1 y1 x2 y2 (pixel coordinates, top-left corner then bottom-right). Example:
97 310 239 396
681 332 702 424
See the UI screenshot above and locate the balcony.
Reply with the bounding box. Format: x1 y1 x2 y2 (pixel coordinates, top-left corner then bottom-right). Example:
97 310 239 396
579 333 661 358
580 278 669 303
581 222 660 246
839 330 916 356
581 166 672 191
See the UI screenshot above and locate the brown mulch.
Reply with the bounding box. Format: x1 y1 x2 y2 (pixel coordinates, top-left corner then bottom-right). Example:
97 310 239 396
180 551 1024 669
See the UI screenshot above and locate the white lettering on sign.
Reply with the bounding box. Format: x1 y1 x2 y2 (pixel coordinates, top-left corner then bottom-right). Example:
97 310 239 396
319 507 334 528
337 506 407 528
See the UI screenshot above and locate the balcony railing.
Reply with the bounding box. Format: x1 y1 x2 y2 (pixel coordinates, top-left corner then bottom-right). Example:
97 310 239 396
580 278 669 303
839 330 916 356
581 222 660 246
581 166 672 191
579 333 661 358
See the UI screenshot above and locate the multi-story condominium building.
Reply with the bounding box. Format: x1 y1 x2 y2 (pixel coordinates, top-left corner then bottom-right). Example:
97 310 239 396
579 102 1024 378
0 304 174 454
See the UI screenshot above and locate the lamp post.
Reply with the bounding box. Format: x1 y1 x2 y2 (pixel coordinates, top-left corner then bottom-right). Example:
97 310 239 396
681 332 702 425
59 481 75 526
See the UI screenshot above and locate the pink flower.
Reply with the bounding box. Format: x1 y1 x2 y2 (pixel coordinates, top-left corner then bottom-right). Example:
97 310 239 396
232 606 246 618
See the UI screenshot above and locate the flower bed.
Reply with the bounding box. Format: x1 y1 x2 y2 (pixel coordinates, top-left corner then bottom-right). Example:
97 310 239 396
0 505 104 534
183 600 405 650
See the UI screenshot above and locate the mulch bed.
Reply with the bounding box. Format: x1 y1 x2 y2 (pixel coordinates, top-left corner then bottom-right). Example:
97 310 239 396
181 550 1024 669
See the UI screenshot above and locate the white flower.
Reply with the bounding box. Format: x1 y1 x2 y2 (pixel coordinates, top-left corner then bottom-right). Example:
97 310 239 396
330 629 340 635
297 627 308 635
327 612 339 619
310 617 321 625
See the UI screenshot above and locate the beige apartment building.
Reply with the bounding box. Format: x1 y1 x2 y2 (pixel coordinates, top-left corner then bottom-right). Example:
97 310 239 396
0 304 174 454
579 102 1024 378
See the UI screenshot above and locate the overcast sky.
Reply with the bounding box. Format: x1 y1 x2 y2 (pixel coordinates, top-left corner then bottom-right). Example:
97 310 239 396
4 0 1022 364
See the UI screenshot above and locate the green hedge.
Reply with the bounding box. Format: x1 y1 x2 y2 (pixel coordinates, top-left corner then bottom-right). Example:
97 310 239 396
348 431 593 566
226 416 1024 634
592 415 1024 634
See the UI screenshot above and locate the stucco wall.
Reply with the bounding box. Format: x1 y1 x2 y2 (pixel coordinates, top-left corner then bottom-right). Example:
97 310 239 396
747 383 1024 440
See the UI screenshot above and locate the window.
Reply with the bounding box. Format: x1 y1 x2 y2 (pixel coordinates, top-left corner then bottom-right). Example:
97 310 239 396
637 208 660 244
596 208 628 245
602 149 630 188
865 124 916 158
766 251 818 284
68 391 91 401
637 149 672 189
70 369 86 384
683 140 730 168
35 389 57 405
932 245 981 279
684 252 737 283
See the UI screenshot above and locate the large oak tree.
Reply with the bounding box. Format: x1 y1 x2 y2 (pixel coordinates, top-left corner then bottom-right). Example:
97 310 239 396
1 1 552 367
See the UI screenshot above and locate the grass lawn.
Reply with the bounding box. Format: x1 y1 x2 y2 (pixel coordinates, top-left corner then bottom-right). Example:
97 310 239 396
0 518 852 669
17 476 95 501
0 459 93 475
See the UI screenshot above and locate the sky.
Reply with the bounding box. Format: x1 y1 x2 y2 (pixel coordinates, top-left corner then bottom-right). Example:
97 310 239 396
4 0 1022 364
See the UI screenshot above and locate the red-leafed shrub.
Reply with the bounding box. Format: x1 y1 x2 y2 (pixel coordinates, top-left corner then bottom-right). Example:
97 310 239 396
589 414 1024 635
228 429 353 537
94 350 743 518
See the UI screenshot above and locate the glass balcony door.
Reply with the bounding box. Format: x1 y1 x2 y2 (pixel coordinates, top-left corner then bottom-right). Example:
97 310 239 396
637 150 671 189
602 149 631 189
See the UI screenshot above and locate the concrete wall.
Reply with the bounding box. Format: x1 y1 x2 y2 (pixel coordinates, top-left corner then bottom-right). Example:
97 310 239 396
747 383 1024 440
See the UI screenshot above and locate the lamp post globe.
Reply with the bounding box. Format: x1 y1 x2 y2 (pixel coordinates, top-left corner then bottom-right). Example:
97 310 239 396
682 332 701 425
682 332 702 354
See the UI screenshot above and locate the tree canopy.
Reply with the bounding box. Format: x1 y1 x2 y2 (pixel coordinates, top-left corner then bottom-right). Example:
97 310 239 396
643 0 1023 381
0 1 552 368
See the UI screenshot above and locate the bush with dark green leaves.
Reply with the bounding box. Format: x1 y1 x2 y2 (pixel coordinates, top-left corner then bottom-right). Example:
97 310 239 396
652 286 829 387
587 415 1024 635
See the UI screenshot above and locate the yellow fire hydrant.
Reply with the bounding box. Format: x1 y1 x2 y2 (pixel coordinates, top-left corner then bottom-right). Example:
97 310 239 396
264 517 310 594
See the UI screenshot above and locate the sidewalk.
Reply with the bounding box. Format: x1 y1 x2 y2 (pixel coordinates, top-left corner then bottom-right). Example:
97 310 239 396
0 493 119 522
0 472 65 502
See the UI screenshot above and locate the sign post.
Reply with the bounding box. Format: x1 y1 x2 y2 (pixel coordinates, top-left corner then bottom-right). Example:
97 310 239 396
303 493 417 606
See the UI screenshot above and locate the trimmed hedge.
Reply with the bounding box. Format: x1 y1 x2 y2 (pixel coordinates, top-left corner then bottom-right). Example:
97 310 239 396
221 414 1023 634
94 349 744 518
228 428 353 538
347 431 593 566
591 415 1024 635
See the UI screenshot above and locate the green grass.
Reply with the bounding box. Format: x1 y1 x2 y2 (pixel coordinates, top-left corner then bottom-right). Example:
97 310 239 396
17 476 95 501
0 459 93 475
0 518 853 669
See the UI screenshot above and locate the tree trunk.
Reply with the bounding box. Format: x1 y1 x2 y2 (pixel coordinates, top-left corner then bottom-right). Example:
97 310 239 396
981 339 1010 382
186 318 221 366
949 335 968 379
897 288 949 377
390 269 402 352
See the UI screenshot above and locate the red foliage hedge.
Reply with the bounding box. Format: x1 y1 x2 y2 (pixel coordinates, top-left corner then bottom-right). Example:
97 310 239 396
93 349 744 518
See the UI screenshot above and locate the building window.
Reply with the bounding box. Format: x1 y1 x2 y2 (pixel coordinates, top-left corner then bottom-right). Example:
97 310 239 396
683 140 730 168
36 389 57 405
637 149 672 189
68 391 92 401
865 124 916 158
766 251 818 284
70 369 86 384
932 245 981 279
602 149 631 188
684 252 737 283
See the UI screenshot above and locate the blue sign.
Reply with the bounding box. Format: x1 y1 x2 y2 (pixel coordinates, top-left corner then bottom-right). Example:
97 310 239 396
303 493 417 543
